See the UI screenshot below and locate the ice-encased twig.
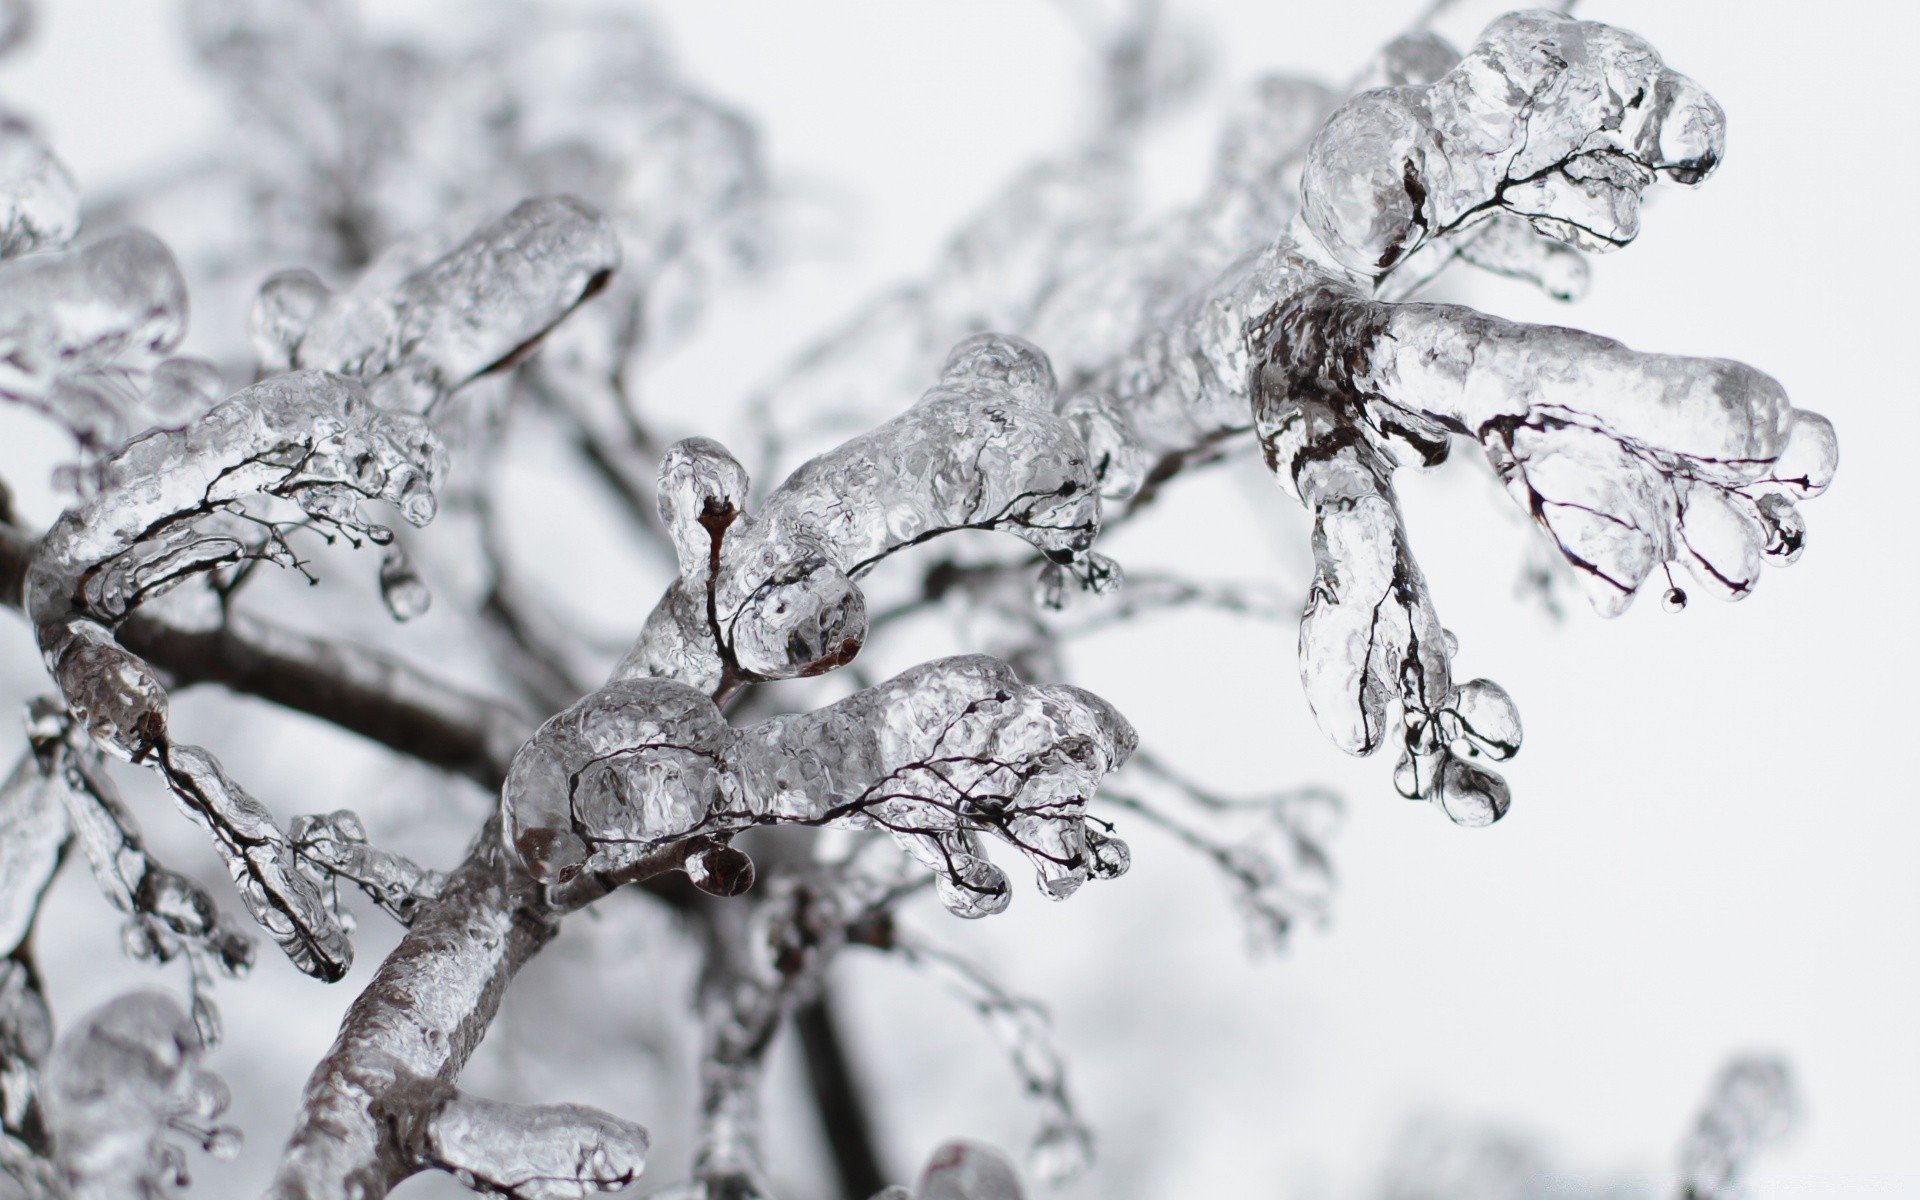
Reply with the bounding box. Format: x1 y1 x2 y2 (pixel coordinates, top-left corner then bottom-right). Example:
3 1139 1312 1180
507 655 1135 918
1100 751 1338 952
1263 281 1837 616
1254 386 1520 824
884 933 1092 1184
618 336 1110 696
280 197 620 415
269 818 559 1200
154 740 352 983
1302 10 1725 289
40 991 237 1200
1672 1055 1797 1200
373 1074 648 1200
288 809 445 928
27 702 254 1041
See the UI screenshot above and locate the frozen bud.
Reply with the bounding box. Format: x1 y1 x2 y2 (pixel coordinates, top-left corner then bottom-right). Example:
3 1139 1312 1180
657 437 751 579
683 840 755 897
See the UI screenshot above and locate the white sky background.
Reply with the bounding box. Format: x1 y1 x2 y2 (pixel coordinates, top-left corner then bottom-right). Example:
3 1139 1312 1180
0 1 1915 1198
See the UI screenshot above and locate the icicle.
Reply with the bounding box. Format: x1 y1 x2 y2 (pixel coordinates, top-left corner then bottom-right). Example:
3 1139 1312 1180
378 547 431 621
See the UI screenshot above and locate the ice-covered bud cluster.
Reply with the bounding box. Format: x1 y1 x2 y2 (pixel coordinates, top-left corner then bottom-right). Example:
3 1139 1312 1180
373 1076 649 1200
620 335 1109 693
269 197 620 413
40 991 237 1200
505 655 1134 917
1302 10 1726 286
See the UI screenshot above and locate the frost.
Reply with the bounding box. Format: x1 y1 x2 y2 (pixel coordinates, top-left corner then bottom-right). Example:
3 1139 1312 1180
374 1075 648 1200
618 336 1109 696
506 655 1134 917
40 991 237 1200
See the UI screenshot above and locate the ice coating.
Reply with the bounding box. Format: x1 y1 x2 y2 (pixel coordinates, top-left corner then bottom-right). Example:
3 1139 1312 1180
0 748 65 961
157 742 352 982
889 936 1091 1182
41 991 237 1200
31 702 254 998
291 197 620 413
25 370 444 759
0 118 80 260
0 230 188 452
1256 389 1519 824
505 655 1134 916
1674 1056 1798 1200
1266 282 1837 616
1302 10 1726 284
619 338 1106 693
375 1075 648 1200
288 810 445 927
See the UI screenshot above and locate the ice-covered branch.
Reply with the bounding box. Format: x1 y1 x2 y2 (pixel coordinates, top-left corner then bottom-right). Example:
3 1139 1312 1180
1302 11 1724 289
288 810 445 928
270 197 620 415
619 336 1110 696
269 819 558 1200
509 655 1135 918
373 1075 647 1200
